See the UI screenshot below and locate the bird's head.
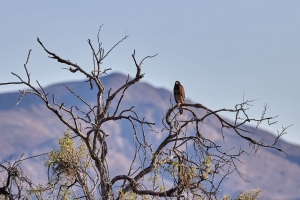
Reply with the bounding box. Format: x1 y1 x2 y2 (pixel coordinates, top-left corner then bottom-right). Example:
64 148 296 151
175 81 180 85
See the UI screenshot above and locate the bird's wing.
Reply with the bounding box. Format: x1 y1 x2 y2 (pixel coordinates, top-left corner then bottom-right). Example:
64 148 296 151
180 84 185 100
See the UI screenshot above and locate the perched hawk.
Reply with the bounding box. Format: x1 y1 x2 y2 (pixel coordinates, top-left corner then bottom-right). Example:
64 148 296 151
173 81 185 115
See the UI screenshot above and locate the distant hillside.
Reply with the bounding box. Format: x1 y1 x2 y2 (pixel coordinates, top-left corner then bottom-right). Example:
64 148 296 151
0 72 300 199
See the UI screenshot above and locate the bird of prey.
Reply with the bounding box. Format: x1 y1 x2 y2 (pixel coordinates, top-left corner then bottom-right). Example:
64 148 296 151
173 81 185 115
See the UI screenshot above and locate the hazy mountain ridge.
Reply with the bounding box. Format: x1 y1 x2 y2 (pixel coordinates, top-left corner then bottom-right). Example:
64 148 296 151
0 72 299 199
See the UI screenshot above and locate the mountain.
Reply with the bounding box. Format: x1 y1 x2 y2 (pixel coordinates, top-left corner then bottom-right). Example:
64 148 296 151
0 72 300 199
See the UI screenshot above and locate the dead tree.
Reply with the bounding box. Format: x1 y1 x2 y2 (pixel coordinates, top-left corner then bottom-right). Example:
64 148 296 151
0 27 288 199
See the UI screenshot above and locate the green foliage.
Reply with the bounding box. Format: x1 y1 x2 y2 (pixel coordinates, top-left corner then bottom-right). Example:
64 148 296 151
203 156 212 174
46 130 89 183
118 190 138 200
141 196 151 200
223 194 231 200
28 184 46 195
223 188 261 200
159 185 166 192
118 190 158 200
60 189 71 200
200 156 212 180
237 188 261 200
179 165 199 188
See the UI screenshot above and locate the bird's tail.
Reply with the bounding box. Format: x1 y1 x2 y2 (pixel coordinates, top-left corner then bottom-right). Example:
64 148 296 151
178 104 183 115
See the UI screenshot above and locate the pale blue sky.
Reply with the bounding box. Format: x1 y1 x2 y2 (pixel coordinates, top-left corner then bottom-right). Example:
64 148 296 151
1 1 299 145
